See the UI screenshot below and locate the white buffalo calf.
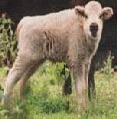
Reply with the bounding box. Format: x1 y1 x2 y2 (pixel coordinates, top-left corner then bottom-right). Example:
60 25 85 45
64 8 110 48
3 1 113 112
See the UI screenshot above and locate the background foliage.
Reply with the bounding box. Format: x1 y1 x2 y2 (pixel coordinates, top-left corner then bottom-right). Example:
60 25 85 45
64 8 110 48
0 15 17 68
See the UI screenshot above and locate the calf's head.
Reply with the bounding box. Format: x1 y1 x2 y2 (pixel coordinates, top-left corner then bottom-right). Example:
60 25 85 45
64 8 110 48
75 1 113 40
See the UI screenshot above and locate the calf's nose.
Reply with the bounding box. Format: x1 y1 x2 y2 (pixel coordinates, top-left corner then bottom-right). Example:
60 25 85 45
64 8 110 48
90 23 98 37
90 23 98 31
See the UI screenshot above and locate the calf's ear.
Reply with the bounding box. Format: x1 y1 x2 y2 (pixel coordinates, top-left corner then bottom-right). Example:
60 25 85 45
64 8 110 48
100 7 113 20
75 6 85 17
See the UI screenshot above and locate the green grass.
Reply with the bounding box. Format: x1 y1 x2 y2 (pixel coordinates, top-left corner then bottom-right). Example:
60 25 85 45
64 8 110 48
0 61 117 119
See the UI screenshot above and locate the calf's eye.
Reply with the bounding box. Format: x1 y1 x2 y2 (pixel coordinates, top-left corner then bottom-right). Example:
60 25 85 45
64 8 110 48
99 14 102 19
84 14 88 19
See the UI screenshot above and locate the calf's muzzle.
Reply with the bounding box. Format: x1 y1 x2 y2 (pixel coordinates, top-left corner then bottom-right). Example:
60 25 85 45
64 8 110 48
90 23 98 37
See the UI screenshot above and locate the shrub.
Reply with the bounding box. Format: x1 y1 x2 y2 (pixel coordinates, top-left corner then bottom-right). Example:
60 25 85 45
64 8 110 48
0 14 17 68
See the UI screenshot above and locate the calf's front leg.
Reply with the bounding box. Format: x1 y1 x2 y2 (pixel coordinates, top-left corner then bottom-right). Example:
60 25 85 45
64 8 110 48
73 62 88 112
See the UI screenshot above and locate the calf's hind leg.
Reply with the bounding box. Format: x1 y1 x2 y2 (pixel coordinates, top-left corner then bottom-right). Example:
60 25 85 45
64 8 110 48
19 60 43 102
3 55 38 105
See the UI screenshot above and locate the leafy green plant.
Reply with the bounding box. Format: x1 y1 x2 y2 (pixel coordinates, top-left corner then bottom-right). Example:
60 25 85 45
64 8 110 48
99 53 113 75
0 14 17 68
